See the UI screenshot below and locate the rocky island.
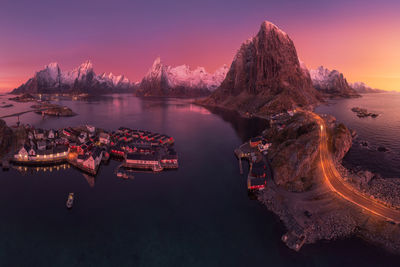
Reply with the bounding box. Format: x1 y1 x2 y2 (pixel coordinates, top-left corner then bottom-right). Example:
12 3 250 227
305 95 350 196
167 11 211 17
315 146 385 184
351 107 379 118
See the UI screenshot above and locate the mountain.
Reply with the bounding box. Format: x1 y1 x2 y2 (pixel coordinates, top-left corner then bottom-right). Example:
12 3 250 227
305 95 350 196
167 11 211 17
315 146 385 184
350 82 385 94
200 21 321 116
309 66 360 98
136 57 228 97
11 60 136 94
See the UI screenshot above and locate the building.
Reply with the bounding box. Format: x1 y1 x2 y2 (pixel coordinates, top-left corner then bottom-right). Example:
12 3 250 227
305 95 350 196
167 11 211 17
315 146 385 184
249 137 262 148
48 129 57 139
86 125 96 134
251 161 267 178
34 129 45 140
124 153 162 171
82 147 102 171
247 177 266 191
37 140 47 151
15 145 30 160
99 132 110 145
78 133 87 144
258 140 271 152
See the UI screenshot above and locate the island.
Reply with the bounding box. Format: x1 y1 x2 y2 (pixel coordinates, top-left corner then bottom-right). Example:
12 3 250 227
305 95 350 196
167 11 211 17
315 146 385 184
351 107 379 118
1 122 178 177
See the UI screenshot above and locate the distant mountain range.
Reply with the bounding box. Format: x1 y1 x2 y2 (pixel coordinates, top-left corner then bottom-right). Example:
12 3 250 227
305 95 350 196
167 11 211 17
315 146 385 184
11 60 136 94
200 21 321 115
349 81 385 94
11 27 385 99
136 57 228 97
309 66 360 98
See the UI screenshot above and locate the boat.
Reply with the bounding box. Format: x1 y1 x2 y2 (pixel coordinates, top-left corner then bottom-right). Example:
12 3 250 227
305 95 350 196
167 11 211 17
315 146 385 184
66 193 74 209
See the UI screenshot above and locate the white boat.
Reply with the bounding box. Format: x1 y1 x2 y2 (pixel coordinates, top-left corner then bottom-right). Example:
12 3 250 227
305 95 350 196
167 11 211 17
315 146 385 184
66 193 74 209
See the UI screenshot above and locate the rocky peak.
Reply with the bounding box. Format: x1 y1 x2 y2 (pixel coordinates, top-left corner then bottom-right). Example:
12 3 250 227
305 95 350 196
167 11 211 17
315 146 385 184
202 20 320 115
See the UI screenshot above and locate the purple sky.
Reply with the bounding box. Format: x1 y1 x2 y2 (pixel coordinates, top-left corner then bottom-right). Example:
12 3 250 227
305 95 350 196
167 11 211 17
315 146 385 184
1 0 400 91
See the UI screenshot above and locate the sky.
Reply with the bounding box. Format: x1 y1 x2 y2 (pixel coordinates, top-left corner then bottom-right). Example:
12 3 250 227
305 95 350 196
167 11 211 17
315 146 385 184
1 0 400 92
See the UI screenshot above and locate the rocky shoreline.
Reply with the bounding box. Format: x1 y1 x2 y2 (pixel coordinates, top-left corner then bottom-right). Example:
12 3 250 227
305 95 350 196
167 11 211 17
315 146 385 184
244 110 400 254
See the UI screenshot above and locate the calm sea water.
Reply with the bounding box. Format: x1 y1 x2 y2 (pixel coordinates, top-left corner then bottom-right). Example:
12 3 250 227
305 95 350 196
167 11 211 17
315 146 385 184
0 94 399 266
316 92 400 178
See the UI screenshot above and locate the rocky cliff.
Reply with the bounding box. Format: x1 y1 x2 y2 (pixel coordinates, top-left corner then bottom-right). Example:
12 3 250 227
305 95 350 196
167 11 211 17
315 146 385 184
200 21 321 116
310 66 360 98
136 57 228 97
12 61 136 95
263 112 352 192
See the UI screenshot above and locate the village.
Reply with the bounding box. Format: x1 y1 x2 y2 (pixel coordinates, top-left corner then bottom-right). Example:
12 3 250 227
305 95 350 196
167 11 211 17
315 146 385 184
11 124 178 177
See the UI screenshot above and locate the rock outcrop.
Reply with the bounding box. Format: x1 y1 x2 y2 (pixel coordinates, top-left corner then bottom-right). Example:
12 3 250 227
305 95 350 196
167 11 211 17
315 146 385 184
263 111 352 192
12 61 136 95
310 66 360 98
200 21 321 116
136 57 228 97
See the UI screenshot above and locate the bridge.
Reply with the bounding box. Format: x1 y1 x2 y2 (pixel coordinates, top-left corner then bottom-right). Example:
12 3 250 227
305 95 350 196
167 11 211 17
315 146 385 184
0 108 50 125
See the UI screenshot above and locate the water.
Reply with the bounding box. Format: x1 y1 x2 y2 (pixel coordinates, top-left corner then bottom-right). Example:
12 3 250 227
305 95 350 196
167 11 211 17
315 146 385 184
315 92 400 178
0 94 399 266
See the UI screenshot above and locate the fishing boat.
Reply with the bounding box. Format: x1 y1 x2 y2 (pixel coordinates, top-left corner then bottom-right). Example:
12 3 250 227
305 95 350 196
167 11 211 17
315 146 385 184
66 193 74 209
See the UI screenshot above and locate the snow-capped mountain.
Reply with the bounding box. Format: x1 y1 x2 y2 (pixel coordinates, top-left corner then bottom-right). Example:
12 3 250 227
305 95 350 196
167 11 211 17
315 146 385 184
136 57 228 97
309 66 360 98
12 60 136 94
350 82 385 94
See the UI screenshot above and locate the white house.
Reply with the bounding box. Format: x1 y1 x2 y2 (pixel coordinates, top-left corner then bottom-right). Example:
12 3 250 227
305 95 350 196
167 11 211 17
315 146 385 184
82 149 102 171
86 125 95 134
48 129 56 139
15 145 29 159
99 132 110 145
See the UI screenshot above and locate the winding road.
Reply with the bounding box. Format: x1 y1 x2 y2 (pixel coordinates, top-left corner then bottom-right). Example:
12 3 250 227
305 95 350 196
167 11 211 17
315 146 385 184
312 112 400 223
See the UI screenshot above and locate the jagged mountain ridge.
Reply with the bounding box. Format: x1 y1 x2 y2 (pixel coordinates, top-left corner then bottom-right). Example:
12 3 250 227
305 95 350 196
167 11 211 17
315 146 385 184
136 57 228 97
12 60 136 94
350 82 385 94
200 21 321 115
309 66 360 98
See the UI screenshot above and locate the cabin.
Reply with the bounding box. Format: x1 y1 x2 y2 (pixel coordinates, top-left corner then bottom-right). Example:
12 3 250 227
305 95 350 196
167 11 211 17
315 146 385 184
48 129 57 139
28 146 36 156
99 132 110 145
86 125 96 134
160 151 179 168
77 154 86 164
82 147 102 171
251 161 267 178
28 131 34 140
15 145 30 160
78 133 87 144
247 177 266 191
37 140 47 151
34 129 45 140
63 128 73 137
249 137 262 148
258 140 271 152
124 153 160 169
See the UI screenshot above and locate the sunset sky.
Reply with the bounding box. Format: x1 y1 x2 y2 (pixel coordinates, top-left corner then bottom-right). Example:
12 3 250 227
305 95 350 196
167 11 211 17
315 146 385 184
1 0 400 92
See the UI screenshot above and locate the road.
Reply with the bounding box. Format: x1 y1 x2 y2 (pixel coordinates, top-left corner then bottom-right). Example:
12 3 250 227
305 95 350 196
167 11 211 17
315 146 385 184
311 112 400 223
0 108 49 119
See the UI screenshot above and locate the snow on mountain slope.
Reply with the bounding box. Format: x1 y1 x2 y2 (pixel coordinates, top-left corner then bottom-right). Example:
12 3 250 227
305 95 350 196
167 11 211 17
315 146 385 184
309 66 360 98
138 57 228 96
12 60 136 94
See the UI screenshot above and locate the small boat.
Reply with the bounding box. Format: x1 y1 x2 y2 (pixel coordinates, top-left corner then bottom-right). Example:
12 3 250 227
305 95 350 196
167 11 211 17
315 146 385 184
66 193 74 209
